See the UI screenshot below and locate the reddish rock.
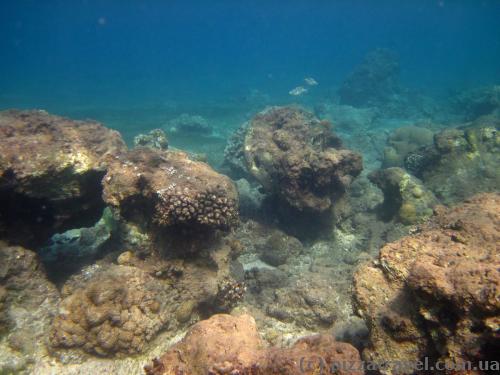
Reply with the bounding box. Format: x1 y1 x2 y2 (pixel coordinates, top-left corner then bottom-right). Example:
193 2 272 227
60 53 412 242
354 193 500 374
144 314 362 375
0 109 126 247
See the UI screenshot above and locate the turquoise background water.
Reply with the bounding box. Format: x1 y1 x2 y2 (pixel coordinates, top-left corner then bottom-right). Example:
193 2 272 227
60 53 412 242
1 0 499 144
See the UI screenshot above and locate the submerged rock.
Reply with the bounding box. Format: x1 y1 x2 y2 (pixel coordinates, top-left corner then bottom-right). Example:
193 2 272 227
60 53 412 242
451 85 500 121
382 125 434 168
242 106 362 213
257 230 303 267
49 239 244 358
0 109 126 247
164 113 213 135
420 123 499 204
40 207 117 276
338 48 401 107
133 129 169 150
0 243 60 373
144 314 362 375
102 147 239 234
49 264 170 357
354 193 500 374
369 167 438 225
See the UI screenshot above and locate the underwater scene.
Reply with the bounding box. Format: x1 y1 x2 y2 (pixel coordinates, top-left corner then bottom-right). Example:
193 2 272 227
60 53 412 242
1 0 499 374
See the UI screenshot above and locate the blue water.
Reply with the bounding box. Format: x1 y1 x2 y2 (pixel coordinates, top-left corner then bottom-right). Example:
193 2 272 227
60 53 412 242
1 0 500 142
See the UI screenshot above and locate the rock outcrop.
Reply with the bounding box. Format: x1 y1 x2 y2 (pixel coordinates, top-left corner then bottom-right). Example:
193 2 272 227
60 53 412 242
420 123 499 204
144 314 362 375
102 147 239 234
0 109 126 247
242 106 362 213
369 167 438 225
354 193 500 374
49 238 244 358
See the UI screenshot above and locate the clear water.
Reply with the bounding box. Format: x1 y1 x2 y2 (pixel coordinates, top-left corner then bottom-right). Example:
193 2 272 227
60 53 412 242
1 1 499 373
1 0 499 145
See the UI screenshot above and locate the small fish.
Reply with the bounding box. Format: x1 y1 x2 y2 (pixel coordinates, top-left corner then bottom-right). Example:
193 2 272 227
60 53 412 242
304 77 318 86
289 86 308 96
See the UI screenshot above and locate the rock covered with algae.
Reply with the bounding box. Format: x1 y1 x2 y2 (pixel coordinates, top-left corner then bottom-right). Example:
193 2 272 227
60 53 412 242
353 193 500 374
102 147 239 232
49 238 245 358
419 122 499 204
0 109 127 247
240 106 362 213
369 167 438 225
144 314 362 375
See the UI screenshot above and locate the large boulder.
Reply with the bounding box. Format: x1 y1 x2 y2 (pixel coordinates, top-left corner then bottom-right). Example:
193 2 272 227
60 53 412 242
144 314 362 375
241 106 362 213
353 193 500 374
0 109 126 247
102 147 239 234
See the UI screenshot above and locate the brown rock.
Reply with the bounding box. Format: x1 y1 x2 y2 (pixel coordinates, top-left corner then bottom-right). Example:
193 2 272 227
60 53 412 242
243 107 362 212
354 193 500 374
0 109 126 247
102 147 239 233
144 314 362 375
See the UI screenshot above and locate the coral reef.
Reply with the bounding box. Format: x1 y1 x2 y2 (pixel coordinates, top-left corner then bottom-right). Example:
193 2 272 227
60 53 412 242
419 123 499 204
0 109 126 247
102 147 239 233
353 193 500 374
222 122 251 180
49 235 244 359
165 113 213 135
144 314 362 375
0 243 60 373
256 230 303 266
133 129 169 150
382 125 434 168
49 264 171 357
338 48 401 107
242 106 362 213
369 167 438 224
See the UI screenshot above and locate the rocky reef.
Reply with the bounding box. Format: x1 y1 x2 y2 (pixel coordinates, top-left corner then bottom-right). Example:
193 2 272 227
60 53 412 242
226 106 362 215
382 125 434 168
369 167 437 225
49 236 244 359
0 104 498 375
145 314 362 375
0 243 60 373
354 193 500 374
102 147 239 237
164 113 213 136
419 122 499 204
133 129 169 150
451 85 500 121
0 109 126 247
